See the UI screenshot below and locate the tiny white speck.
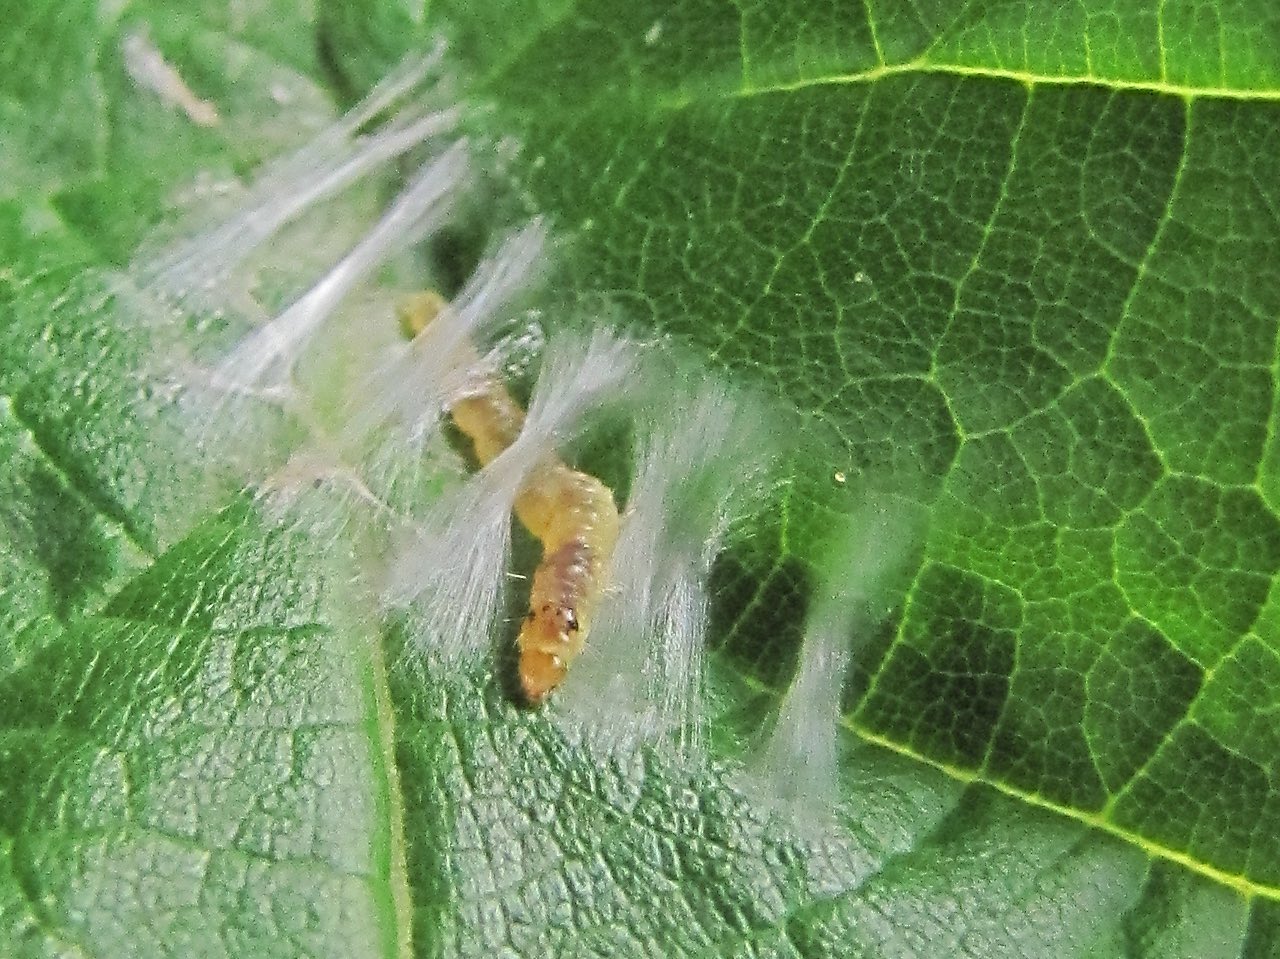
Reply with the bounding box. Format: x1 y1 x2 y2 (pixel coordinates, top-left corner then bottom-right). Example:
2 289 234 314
854 271 868 284
644 21 663 46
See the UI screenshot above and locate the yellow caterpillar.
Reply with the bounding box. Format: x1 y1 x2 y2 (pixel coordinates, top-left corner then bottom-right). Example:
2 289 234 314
398 292 620 705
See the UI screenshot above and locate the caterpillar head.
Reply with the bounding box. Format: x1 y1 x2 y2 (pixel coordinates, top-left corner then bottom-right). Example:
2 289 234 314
518 604 579 705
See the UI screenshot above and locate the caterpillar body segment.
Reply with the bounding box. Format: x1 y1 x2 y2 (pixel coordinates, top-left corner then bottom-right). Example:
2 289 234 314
212 140 469 391
349 219 548 448
396 289 451 339
449 391 527 465
394 287 527 457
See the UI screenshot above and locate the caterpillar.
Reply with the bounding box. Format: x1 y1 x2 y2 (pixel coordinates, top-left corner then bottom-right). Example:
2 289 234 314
398 292 620 705
557 378 779 755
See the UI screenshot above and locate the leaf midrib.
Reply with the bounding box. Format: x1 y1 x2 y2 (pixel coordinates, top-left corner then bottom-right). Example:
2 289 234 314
726 59 1280 107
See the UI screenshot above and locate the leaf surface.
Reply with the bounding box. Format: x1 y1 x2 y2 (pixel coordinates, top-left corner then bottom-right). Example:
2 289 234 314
0 0 1277 957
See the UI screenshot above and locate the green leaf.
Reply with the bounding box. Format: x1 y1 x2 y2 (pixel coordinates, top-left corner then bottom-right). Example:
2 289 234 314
0 506 403 958
423 0 1280 904
1 0 1279 957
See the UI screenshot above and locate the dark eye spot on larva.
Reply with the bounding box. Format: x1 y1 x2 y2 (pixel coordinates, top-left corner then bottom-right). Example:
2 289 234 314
563 608 579 632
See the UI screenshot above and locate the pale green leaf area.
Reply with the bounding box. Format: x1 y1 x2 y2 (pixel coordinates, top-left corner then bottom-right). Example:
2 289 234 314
0 0 1278 956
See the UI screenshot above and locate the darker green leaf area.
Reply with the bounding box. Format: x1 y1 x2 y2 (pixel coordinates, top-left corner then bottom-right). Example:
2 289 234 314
1113 722 1278 884
0 400 123 623
708 519 810 689
515 69 1020 489
1012 377 1164 530
0 248 207 555
1105 99 1280 488
856 563 1018 768
1116 476 1280 665
431 0 1280 891
1113 635 1280 887
1083 618 1202 795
